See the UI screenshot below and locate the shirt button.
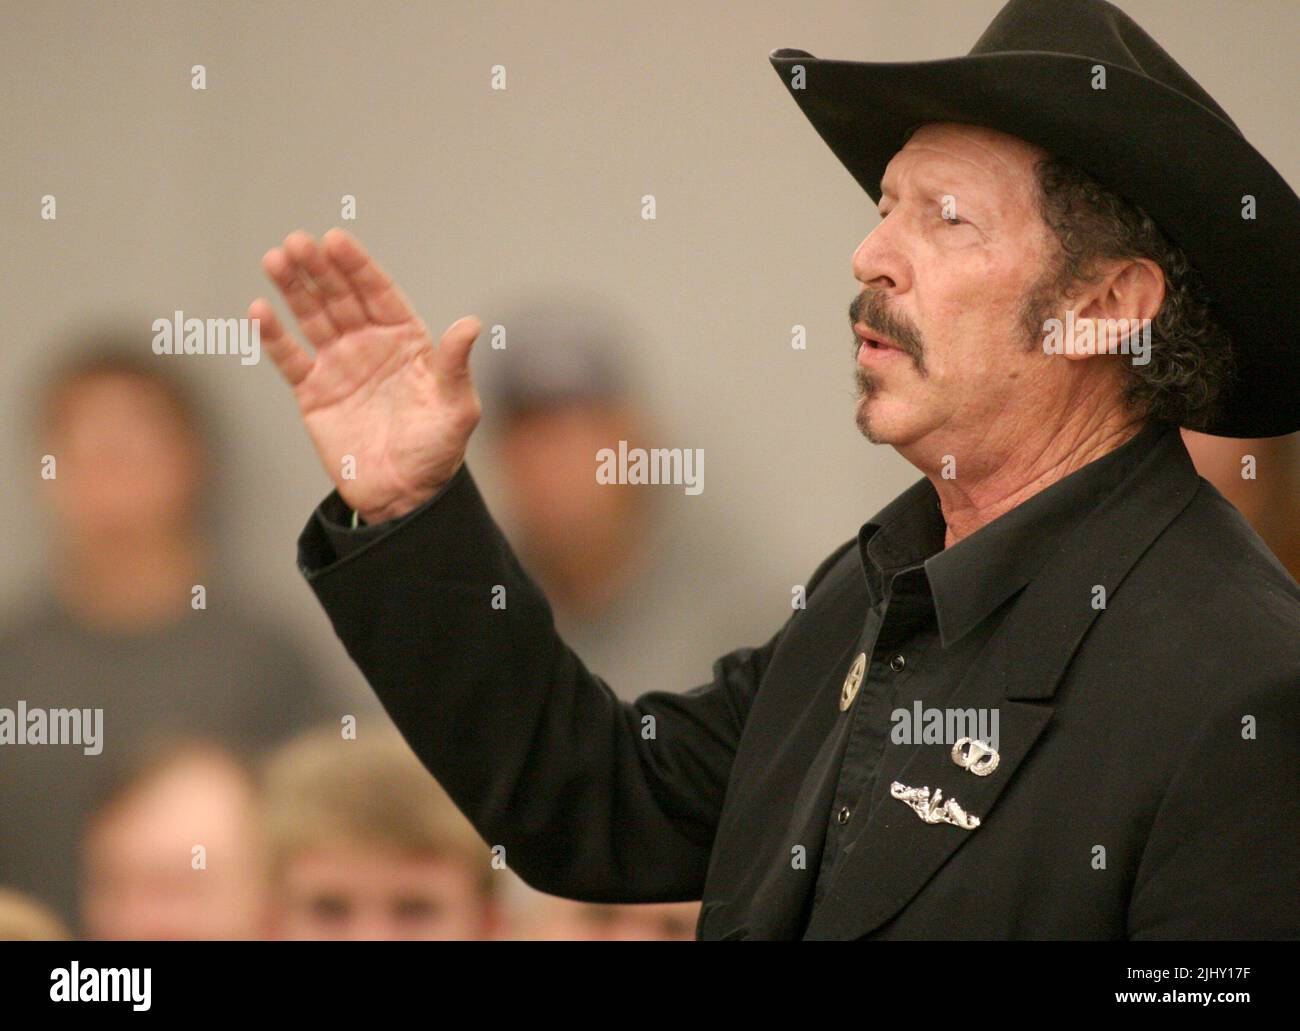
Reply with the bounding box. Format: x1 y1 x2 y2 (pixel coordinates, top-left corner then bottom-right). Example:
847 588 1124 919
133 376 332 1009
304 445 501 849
837 806 852 825
889 654 906 672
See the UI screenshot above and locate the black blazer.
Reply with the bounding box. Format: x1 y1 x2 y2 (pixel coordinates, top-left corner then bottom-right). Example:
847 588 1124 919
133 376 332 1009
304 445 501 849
298 427 1300 939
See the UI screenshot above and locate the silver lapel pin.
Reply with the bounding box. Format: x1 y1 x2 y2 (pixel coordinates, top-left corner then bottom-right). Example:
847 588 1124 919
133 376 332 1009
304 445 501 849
890 781 981 830
951 736 1000 777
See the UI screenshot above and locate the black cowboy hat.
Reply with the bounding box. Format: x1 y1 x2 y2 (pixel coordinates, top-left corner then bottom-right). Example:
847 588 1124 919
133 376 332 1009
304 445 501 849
770 0 1299 438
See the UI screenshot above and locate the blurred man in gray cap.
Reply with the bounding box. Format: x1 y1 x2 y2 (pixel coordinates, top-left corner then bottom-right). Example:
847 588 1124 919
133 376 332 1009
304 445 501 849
479 294 773 702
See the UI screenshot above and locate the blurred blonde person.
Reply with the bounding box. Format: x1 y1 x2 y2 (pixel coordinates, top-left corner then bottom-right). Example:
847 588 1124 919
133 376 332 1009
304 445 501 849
261 726 498 940
0 889 71 941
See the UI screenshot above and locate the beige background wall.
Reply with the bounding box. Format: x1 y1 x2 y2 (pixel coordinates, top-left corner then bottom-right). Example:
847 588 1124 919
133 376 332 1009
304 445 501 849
2 1 1296 704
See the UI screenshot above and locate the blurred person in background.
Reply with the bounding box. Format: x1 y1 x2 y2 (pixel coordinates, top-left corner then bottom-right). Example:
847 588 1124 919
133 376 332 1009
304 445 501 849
80 739 266 940
0 337 329 930
0 888 71 941
507 889 699 941
260 726 499 941
482 297 774 701
489 301 652 623
1182 430 1300 580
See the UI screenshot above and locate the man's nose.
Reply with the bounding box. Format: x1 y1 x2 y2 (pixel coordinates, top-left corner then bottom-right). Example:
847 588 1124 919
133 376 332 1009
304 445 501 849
852 221 903 292
346 911 392 940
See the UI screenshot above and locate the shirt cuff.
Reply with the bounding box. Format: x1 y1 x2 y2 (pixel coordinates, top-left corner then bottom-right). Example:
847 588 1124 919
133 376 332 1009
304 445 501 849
309 466 469 566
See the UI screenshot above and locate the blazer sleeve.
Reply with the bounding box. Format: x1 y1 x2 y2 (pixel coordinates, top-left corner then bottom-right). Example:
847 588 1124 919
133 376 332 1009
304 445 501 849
1127 667 1300 940
297 462 846 903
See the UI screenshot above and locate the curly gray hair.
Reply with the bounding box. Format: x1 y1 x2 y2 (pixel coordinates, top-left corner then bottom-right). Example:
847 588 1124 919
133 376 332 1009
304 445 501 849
1026 154 1234 430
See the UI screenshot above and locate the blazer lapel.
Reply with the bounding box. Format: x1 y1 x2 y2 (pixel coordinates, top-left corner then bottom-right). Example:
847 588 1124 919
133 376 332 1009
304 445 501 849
803 427 1200 940
802 671 1052 939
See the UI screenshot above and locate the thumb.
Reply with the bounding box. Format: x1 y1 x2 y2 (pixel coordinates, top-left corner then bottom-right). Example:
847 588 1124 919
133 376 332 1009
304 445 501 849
431 315 482 391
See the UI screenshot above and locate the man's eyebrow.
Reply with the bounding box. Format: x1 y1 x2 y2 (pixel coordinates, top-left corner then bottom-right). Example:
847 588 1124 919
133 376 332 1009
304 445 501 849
876 177 989 212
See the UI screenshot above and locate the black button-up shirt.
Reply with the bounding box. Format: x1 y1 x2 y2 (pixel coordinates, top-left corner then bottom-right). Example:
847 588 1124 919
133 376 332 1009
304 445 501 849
796 421 1166 933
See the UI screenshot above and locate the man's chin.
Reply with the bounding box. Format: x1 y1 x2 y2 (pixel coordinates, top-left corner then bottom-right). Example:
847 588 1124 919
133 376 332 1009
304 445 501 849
854 395 909 445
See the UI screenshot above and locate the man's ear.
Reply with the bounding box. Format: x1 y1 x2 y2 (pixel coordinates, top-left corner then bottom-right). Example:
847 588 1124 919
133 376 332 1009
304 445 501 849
1097 257 1165 324
1061 258 1165 363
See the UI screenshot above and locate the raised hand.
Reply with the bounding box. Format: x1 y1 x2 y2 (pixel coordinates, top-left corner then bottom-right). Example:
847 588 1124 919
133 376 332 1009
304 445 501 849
250 229 482 524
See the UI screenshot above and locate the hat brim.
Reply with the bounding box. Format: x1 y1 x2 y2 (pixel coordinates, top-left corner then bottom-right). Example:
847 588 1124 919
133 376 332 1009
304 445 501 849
770 49 1300 438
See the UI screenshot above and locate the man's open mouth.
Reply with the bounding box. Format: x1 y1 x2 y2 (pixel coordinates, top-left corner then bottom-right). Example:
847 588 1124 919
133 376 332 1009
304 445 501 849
854 324 899 350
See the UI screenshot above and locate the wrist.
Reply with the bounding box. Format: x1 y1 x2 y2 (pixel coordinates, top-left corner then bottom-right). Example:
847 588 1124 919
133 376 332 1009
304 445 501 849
347 461 465 526
356 490 438 526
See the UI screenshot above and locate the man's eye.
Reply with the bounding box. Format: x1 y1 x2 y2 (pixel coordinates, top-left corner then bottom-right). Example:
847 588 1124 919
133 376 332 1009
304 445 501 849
309 895 351 921
941 214 966 225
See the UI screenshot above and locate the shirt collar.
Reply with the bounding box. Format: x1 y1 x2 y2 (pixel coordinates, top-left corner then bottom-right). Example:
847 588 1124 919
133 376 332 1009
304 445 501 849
858 420 1177 648
856 479 946 609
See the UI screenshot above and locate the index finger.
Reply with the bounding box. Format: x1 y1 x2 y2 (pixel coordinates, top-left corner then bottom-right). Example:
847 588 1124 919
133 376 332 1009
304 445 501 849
322 228 417 326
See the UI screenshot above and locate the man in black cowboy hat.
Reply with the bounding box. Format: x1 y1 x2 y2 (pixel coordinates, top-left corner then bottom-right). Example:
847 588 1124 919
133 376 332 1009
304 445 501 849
251 0 1299 939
